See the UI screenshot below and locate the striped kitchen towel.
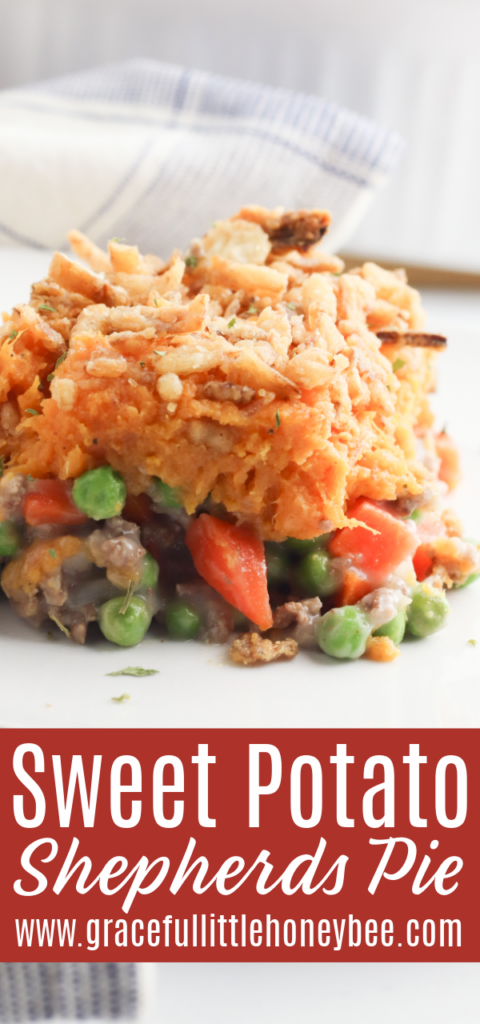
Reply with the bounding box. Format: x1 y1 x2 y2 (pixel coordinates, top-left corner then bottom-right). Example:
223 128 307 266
0 59 403 257
0 963 139 1022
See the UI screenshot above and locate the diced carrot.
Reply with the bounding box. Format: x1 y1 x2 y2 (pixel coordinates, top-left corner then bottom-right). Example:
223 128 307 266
338 567 372 606
329 499 418 581
337 569 370 606
413 544 434 582
435 432 461 490
365 636 400 662
185 513 273 631
123 492 153 526
23 479 89 527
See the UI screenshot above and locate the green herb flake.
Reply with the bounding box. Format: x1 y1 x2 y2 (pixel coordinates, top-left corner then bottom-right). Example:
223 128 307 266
288 302 296 311
0 456 4 478
46 630 55 641
154 350 166 356
38 304 57 313
25 408 39 416
153 297 159 307
227 317 236 328
27 474 34 481
111 693 131 703
248 305 258 315
467 638 477 646
107 667 159 677
48 613 70 638
392 358 406 373
38 382 43 390
110 237 126 243
120 579 135 615
185 255 198 269
139 361 146 367
45 353 66 382
49 549 57 559
275 410 281 429
9 329 18 340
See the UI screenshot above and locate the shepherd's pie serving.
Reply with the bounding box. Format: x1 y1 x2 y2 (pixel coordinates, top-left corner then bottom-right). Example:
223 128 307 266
0 206 477 662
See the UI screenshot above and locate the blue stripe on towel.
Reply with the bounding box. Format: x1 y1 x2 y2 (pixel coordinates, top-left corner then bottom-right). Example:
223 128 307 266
0 964 138 1021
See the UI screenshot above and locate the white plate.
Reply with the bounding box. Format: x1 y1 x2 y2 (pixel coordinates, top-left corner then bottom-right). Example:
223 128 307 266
1 251 480 729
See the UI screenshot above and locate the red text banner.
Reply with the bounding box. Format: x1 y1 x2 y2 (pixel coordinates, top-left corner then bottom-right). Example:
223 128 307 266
0 729 478 962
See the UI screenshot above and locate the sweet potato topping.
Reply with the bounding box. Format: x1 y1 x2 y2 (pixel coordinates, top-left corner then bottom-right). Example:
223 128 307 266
426 536 480 587
229 632 298 665
435 431 461 490
440 508 463 538
1 205 444 542
203 219 272 265
68 230 112 273
49 253 128 307
365 635 400 662
208 257 288 298
2 535 85 620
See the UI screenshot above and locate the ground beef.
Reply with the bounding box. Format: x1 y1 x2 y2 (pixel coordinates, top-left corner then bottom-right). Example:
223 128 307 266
86 517 146 587
359 587 410 629
175 581 234 644
48 603 98 645
142 514 196 588
230 632 298 665
272 598 322 648
0 474 29 519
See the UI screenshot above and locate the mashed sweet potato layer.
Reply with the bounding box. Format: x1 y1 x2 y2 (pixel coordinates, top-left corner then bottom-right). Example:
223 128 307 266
0 207 441 540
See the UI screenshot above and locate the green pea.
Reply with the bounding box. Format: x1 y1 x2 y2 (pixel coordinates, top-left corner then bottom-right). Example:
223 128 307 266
284 533 332 555
99 596 152 646
154 477 183 508
373 609 406 646
316 606 371 659
296 550 340 597
139 552 159 590
165 600 201 640
265 543 290 586
0 520 22 558
457 572 480 589
406 584 449 638
73 466 126 520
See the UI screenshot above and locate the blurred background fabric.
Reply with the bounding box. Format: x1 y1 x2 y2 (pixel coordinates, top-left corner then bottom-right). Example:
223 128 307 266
0 0 478 271
0 59 402 258
0 964 139 1021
